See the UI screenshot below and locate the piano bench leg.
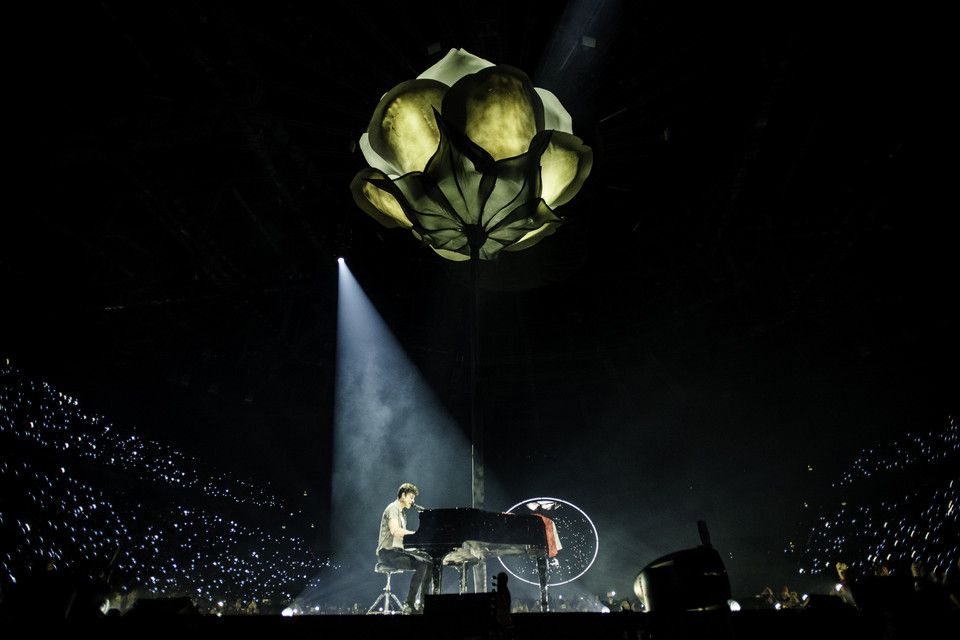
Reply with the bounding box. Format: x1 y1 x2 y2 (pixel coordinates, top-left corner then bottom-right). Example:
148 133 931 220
367 572 405 614
457 565 467 594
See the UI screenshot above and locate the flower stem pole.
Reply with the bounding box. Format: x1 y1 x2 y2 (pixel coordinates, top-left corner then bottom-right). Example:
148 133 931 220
466 224 487 593
465 224 485 512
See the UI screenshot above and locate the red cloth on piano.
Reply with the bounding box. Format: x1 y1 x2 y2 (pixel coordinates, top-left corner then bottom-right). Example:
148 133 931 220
534 514 559 557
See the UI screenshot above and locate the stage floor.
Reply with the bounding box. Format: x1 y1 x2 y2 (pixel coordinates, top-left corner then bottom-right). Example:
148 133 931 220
17 608 958 640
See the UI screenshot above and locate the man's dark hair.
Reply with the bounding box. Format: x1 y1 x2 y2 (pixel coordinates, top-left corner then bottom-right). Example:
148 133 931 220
397 483 419 499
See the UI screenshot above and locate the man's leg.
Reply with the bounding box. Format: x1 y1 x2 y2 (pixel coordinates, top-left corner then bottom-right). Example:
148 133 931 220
406 560 431 608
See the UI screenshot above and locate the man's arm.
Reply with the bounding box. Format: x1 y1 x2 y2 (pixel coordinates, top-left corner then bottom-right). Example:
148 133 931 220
389 517 414 537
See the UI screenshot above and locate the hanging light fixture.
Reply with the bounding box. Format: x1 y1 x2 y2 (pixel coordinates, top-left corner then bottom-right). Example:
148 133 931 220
350 48 593 260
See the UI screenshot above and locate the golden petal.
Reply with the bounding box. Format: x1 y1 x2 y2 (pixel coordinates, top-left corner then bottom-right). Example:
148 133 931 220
367 79 448 175
443 66 543 162
502 221 562 253
538 132 594 209
349 169 413 229
430 246 471 261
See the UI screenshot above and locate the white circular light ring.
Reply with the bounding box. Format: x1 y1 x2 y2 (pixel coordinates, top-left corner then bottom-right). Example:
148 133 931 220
498 496 599 587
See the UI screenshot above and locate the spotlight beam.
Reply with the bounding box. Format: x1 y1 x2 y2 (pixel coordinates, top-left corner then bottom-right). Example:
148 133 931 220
332 260 472 574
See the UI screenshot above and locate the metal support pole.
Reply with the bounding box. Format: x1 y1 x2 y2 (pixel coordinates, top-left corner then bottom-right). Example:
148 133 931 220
467 225 487 593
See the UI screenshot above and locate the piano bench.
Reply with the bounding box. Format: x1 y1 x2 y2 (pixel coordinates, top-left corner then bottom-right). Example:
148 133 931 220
375 563 409 575
367 564 410 615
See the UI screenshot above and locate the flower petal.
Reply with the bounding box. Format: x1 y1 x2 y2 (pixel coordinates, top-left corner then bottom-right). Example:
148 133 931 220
366 79 448 176
479 131 551 231
500 201 564 254
502 221 562 253
536 88 573 134
359 133 394 176
538 131 594 209
442 66 543 161
424 110 492 226
417 48 494 85
429 245 471 261
485 199 562 259
349 168 413 229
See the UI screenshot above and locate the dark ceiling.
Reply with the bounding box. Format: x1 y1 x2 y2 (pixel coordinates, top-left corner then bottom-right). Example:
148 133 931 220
4 1 952 506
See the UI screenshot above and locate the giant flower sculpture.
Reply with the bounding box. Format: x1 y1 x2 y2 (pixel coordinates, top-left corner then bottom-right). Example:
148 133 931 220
350 48 593 261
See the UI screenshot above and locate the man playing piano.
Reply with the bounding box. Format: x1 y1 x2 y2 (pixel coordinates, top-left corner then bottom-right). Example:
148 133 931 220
377 482 432 614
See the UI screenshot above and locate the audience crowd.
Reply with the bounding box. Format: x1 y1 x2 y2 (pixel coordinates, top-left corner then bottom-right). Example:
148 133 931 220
1 360 327 617
796 416 958 594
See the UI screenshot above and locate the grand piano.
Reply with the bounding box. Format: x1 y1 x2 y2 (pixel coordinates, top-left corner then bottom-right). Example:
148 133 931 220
404 507 557 612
